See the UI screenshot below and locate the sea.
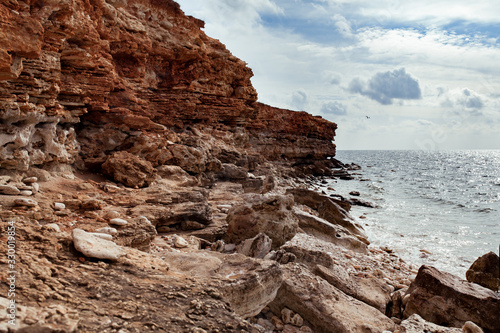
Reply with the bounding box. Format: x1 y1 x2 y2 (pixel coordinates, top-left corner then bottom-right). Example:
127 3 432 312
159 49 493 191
322 150 500 278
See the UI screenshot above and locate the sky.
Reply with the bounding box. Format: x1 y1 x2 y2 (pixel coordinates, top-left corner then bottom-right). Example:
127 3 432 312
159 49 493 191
175 0 500 150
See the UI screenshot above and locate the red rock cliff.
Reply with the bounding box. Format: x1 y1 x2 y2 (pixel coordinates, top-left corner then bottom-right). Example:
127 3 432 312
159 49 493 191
0 0 336 175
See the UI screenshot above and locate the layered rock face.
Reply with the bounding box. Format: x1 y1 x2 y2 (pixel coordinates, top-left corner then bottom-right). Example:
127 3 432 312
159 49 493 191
0 0 336 175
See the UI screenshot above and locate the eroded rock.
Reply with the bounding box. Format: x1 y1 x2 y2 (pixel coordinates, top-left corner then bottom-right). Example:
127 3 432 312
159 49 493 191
72 229 123 261
466 252 499 292
404 265 500 332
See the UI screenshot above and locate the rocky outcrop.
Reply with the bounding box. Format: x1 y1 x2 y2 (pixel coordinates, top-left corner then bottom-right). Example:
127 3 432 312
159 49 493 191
269 263 395 333
466 252 499 292
404 265 500 333
225 194 299 249
0 0 336 176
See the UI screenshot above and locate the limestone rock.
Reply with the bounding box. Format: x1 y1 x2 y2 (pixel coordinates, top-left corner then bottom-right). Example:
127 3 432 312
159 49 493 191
102 151 157 188
14 198 37 207
114 217 157 251
0 185 20 195
95 227 118 235
287 188 368 240
315 265 392 313
72 229 122 261
466 252 499 292
269 264 395 333
174 236 189 248
293 208 368 253
109 218 128 226
22 177 38 183
89 232 113 240
163 251 283 319
404 265 500 332
0 297 79 333
217 163 248 180
225 194 299 249
463 321 485 333
54 202 66 210
237 233 273 259
400 314 462 333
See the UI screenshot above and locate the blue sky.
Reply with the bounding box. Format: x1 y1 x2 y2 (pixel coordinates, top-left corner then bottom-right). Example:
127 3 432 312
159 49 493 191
176 0 500 149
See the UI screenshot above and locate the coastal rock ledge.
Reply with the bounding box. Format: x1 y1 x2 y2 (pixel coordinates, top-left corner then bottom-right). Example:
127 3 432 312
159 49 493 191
0 1 497 333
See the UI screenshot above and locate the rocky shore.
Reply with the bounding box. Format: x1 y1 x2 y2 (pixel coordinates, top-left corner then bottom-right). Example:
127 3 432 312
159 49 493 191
1 0 499 332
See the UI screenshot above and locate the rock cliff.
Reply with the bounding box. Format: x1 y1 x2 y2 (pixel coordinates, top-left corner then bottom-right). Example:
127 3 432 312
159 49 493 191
0 0 336 175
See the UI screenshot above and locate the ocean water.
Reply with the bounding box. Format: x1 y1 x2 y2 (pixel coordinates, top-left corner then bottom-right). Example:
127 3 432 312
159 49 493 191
325 150 500 278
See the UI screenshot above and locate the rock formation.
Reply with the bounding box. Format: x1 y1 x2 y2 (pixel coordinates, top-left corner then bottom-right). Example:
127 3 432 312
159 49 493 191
0 0 336 176
1 1 495 333
466 251 500 292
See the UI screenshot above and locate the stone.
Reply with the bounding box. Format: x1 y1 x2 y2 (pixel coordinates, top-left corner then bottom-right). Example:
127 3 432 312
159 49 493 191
225 194 299 249
174 236 189 248
95 227 118 235
72 229 122 261
466 252 499 292
20 190 32 196
315 264 392 313
81 199 104 211
236 233 273 259
282 307 294 324
0 185 20 195
404 265 500 332
89 233 113 240
109 218 128 226
400 314 462 333
31 182 39 193
44 223 61 232
293 208 368 253
14 198 37 207
22 177 38 183
287 188 368 240
102 151 157 188
113 216 157 252
463 321 485 333
217 163 248 180
54 202 66 210
269 264 395 333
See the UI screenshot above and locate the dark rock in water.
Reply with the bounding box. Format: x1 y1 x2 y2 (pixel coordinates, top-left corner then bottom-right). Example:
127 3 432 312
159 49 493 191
333 169 354 180
349 191 360 196
348 197 378 208
404 265 500 333
466 251 499 292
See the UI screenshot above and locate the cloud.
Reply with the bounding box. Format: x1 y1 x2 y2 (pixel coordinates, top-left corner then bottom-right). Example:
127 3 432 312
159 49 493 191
440 88 485 114
290 90 309 110
321 101 347 115
348 68 422 105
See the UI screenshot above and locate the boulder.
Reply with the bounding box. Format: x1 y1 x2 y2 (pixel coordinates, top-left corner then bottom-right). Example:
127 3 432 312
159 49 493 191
225 195 298 249
237 232 273 259
404 265 500 332
315 265 392 313
162 251 283 318
0 185 20 195
72 229 123 261
113 216 157 252
102 151 156 188
287 188 367 240
216 163 248 180
466 252 499 292
293 208 368 253
399 314 462 333
268 264 395 333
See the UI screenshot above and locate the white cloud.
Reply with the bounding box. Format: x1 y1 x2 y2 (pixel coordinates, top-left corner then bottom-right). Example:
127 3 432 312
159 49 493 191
175 0 500 149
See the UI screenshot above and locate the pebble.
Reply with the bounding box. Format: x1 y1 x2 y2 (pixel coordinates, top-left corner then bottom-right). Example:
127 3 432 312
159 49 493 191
109 218 128 226
22 177 38 184
20 190 33 196
31 182 39 193
173 236 189 248
0 185 20 195
95 227 118 235
89 233 113 241
14 198 37 207
72 229 122 260
44 223 61 232
54 202 66 210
